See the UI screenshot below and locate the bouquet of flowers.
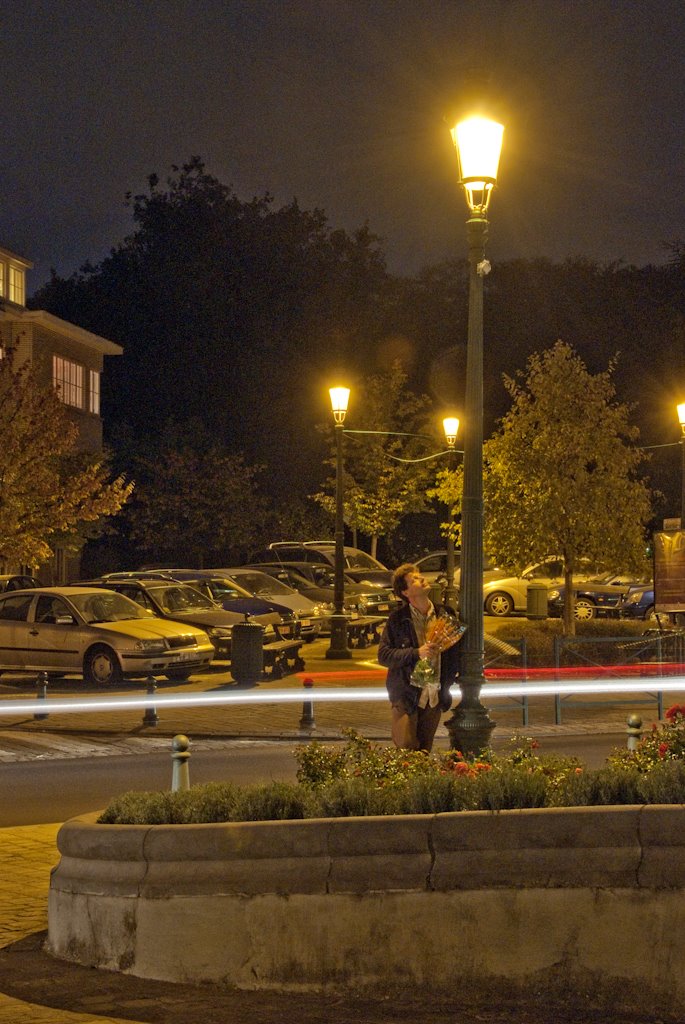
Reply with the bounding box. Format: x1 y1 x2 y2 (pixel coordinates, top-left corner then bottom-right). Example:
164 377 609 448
426 614 466 652
410 615 466 689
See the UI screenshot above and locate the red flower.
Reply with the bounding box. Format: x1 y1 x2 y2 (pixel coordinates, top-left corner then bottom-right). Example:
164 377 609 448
658 743 670 758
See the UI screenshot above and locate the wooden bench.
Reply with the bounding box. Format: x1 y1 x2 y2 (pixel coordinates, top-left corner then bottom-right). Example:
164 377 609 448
346 615 386 649
262 638 305 679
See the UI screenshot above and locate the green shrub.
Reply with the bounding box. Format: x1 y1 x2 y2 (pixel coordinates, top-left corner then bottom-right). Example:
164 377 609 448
492 618 647 667
99 713 685 825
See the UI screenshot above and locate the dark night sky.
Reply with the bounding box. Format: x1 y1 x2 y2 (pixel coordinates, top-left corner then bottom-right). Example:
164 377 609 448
1 0 683 292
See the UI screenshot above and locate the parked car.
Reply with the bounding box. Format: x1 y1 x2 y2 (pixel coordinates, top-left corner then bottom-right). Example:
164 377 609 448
248 561 396 619
547 573 648 621
478 558 599 617
415 550 501 587
0 574 40 593
619 583 658 621
207 568 327 641
0 587 214 684
251 542 392 588
85 578 260 662
105 570 300 640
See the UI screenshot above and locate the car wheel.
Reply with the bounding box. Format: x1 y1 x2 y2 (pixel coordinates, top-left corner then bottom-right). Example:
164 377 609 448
84 644 123 686
644 606 658 622
485 592 514 617
573 598 596 622
165 669 192 682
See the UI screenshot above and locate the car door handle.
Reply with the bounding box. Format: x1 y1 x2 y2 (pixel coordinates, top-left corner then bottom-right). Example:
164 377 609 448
29 628 39 636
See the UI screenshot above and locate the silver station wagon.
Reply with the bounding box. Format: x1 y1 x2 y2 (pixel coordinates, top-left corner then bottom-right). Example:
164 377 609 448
0 587 215 685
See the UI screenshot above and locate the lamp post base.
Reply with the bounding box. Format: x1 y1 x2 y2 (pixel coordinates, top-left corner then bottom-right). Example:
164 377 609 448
325 614 352 660
445 703 496 758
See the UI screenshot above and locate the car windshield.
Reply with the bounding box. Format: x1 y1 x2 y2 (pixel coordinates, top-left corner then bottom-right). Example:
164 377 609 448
149 584 217 613
231 572 295 597
70 592 156 623
345 552 385 570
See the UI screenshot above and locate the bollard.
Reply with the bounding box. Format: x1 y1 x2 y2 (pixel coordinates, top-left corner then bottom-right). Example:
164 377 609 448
626 714 643 751
299 677 316 732
142 675 158 727
34 671 49 721
171 734 191 791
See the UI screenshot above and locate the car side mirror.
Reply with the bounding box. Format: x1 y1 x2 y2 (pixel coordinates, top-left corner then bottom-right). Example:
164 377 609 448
55 614 75 625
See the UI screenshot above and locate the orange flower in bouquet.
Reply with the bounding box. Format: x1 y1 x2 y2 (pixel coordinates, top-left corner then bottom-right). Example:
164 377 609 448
426 615 466 652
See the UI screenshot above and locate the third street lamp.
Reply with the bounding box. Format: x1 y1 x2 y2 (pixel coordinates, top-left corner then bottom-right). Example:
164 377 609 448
444 113 503 756
326 386 352 660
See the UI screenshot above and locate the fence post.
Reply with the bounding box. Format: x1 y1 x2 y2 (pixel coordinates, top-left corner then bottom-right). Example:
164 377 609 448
171 734 191 791
554 636 562 725
34 671 49 721
142 675 158 727
299 678 316 732
520 638 529 727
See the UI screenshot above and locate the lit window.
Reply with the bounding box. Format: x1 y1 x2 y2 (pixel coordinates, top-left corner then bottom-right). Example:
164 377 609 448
53 355 84 409
8 266 25 305
0 262 5 298
89 369 100 414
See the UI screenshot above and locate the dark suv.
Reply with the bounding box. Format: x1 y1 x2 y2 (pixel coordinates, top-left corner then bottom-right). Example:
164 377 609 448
251 543 392 588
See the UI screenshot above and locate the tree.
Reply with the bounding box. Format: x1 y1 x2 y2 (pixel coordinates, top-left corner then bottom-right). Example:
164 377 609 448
483 341 653 633
0 348 132 567
125 421 268 566
313 363 435 557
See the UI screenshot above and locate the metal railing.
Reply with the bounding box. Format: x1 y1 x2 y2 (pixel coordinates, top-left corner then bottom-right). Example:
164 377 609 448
552 631 685 724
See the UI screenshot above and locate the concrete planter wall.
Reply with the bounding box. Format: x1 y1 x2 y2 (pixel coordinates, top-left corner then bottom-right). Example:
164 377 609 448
48 806 685 1012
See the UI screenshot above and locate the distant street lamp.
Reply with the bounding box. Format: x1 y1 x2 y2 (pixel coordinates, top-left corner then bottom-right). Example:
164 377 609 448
678 403 685 526
326 386 352 660
442 416 460 609
444 114 504 757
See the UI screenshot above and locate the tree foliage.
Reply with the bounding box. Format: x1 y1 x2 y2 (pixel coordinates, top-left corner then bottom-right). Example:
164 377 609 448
125 421 267 566
313 363 436 555
0 347 132 567
483 341 653 633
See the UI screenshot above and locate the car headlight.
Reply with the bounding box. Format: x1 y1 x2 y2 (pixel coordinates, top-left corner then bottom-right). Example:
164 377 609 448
548 590 560 601
625 592 643 605
135 639 167 653
207 627 233 639
358 597 369 613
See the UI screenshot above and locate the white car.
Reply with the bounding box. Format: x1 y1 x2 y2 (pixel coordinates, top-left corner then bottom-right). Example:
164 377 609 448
478 558 598 617
415 550 502 588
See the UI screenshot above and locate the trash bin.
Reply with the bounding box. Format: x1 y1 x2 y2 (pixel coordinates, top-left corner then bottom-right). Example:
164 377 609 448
230 620 264 685
526 583 549 621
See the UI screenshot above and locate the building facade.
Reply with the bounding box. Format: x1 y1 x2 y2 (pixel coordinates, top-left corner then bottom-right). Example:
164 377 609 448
0 245 123 582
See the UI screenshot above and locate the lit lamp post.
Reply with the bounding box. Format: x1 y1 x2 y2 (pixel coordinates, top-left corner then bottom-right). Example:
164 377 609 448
326 386 352 660
444 114 504 756
442 416 460 609
678 403 685 527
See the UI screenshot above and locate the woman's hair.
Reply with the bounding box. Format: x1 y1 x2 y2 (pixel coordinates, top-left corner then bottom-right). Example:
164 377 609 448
392 563 418 601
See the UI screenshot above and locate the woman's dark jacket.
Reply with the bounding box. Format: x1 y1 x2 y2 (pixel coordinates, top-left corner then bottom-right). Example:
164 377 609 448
378 601 460 714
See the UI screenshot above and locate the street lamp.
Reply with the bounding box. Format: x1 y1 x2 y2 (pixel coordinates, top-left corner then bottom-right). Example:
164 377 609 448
442 416 460 609
444 114 504 756
326 386 352 660
677 402 685 527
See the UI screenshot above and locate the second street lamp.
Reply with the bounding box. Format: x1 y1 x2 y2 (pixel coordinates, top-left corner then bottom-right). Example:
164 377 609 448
678 402 685 527
326 386 352 660
442 416 460 609
444 113 504 757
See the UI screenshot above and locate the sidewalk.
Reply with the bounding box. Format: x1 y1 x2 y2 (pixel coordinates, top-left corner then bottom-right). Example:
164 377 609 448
0 640 681 1023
